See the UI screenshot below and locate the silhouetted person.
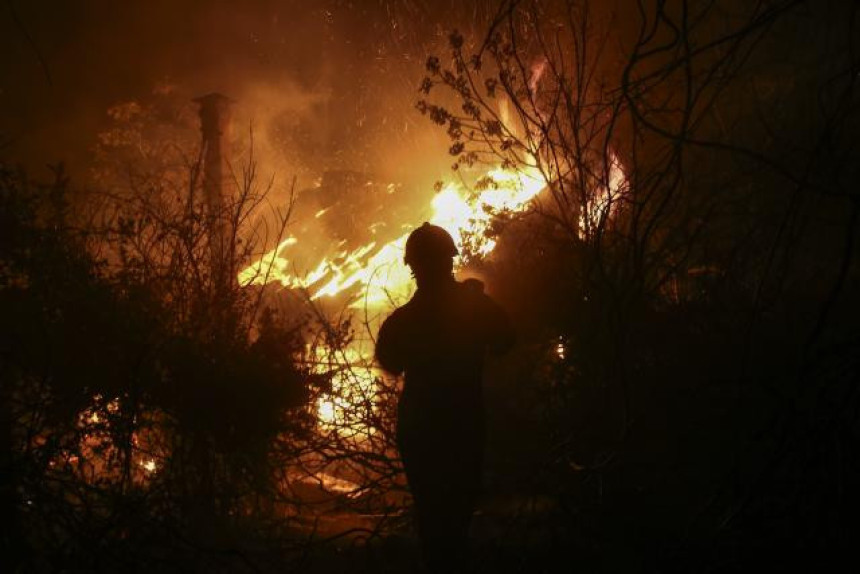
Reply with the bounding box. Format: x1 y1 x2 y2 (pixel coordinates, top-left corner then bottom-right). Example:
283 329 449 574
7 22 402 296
376 223 514 571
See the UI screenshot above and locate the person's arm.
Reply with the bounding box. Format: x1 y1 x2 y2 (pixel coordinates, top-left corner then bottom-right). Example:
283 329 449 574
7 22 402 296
375 311 407 375
483 294 515 354
463 278 515 354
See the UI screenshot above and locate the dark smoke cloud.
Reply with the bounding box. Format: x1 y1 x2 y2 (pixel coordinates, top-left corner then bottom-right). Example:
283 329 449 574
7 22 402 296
0 0 500 184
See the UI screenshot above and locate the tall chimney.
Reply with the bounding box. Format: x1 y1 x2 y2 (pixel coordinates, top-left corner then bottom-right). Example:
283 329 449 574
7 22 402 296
194 93 235 296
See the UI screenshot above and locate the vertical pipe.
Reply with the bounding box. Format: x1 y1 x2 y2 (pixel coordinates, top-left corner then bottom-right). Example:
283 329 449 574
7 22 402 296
194 92 235 296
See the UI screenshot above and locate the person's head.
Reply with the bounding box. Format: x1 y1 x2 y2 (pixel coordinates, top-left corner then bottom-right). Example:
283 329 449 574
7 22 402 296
404 222 457 288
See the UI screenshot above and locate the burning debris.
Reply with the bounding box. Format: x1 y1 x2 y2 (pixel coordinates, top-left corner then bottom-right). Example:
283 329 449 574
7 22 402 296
238 160 550 305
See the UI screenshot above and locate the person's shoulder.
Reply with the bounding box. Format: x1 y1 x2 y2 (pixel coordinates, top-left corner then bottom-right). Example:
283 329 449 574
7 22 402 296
382 303 407 324
380 297 419 327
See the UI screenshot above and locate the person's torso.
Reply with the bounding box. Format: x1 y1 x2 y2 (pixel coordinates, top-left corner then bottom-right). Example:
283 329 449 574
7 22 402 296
395 282 491 423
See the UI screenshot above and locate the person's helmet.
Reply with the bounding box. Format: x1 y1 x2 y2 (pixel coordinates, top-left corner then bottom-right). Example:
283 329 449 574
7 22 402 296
404 222 458 267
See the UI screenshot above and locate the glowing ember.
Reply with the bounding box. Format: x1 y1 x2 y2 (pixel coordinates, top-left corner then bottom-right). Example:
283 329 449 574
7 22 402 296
60 395 164 484
555 337 566 360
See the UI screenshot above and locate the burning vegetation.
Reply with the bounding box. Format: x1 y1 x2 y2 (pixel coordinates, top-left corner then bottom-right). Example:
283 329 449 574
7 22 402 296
2 0 860 572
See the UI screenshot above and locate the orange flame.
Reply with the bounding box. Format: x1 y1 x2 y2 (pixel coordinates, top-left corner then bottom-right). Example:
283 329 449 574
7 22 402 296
239 163 546 306
237 160 547 431
239 152 625 432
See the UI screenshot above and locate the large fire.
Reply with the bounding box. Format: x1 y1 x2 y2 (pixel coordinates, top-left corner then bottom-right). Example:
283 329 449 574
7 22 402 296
238 164 547 305
238 160 548 429
238 153 624 432
64 155 624 491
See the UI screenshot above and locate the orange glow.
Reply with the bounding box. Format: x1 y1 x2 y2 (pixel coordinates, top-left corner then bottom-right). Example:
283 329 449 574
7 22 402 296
239 162 546 305
239 151 625 432
54 395 164 484
237 160 548 433
579 152 627 237
310 345 378 437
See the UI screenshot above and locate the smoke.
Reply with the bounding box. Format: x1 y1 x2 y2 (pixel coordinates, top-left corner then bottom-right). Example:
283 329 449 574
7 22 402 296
0 0 633 275
0 0 482 183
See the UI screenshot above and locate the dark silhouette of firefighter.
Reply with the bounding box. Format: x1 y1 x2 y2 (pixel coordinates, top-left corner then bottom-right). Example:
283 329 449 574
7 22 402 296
376 222 514 569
